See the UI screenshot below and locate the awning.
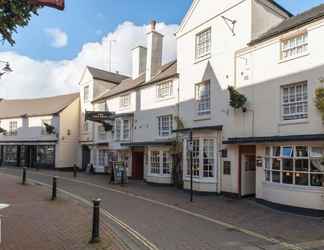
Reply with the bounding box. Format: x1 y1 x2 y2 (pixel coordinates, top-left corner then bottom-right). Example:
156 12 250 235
223 134 324 145
173 125 223 133
121 140 175 147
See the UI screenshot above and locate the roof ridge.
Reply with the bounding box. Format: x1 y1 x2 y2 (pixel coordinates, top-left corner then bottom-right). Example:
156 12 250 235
87 65 129 78
2 92 79 102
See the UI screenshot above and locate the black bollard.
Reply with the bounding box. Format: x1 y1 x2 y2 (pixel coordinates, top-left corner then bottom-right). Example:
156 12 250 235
22 167 27 185
90 199 101 243
73 164 78 178
51 176 57 201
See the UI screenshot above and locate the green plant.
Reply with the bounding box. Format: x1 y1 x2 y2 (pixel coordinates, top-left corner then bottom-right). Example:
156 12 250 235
315 87 324 121
228 86 247 112
0 0 41 45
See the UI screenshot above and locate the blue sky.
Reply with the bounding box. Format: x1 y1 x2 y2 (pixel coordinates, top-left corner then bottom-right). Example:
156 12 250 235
0 0 323 99
1 0 323 61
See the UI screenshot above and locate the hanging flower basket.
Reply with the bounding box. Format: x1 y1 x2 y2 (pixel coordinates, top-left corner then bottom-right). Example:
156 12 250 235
228 86 247 112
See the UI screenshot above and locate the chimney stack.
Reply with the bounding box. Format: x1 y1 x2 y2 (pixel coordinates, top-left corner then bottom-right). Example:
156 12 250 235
145 20 163 82
132 46 147 79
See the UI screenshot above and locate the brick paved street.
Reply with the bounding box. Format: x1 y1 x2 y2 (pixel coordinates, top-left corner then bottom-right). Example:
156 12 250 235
2 167 324 250
0 174 124 250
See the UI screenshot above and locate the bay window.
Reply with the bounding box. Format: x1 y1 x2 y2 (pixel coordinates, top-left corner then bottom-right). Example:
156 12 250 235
149 150 172 176
264 145 324 187
186 138 215 178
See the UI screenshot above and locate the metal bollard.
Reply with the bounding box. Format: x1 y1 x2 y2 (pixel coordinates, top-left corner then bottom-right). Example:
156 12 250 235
22 167 27 185
73 164 77 178
90 199 101 244
51 176 58 201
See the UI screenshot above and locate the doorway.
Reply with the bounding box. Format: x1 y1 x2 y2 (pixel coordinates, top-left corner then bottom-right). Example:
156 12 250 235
82 146 91 171
239 146 256 197
132 151 144 179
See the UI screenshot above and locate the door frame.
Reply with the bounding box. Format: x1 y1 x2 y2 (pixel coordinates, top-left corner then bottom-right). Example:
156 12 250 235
238 145 256 197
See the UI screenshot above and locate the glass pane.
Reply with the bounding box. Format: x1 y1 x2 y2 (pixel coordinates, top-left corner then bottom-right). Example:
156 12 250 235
273 147 281 157
265 170 270 181
265 147 271 157
283 172 293 184
295 159 309 172
310 147 324 158
282 146 293 157
311 174 324 187
265 158 270 169
282 159 293 171
272 171 281 183
310 159 324 173
296 146 308 157
295 172 309 186
272 158 280 170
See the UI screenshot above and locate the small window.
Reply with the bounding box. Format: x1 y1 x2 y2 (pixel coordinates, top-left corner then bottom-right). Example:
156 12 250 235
281 82 308 121
196 81 211 116
158 115 173 137
84 86 90 103
115 119 122 141
281 32 308 60
223 161 231 175
196 28 211 59
120 94 131 108
157 81 173 98
9 121 18 136
123 119 130 140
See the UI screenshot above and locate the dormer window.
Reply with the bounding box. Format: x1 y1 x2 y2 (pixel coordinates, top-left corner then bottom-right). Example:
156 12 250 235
196 28 211 59
120 94 130 108
157 81 173 98
281 32 308 60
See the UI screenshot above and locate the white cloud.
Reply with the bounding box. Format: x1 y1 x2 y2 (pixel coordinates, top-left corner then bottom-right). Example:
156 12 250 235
0 22 178 99
45 28 68 48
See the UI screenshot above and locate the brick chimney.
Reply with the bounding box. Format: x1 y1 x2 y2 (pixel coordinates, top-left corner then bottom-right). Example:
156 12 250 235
145 20 163 82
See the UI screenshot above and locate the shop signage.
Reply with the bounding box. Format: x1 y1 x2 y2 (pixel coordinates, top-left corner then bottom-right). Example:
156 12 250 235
85 111 115 122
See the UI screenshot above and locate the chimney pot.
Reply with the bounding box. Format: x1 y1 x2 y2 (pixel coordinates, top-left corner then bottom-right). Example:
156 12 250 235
150 20 157 32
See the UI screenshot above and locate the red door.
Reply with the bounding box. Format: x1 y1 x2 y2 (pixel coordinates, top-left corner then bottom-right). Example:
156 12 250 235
132 151 144 179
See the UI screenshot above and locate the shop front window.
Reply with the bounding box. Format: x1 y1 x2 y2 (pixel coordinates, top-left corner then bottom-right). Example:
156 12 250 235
264 146 324 187
36 145 54 165
4 146 17 163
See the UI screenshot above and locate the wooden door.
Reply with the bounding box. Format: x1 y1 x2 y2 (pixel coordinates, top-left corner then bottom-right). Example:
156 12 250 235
132 151 144 179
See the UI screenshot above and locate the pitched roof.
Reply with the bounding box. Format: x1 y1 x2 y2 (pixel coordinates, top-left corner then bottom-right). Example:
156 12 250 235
0 93 79 119
87 66 129 84
93 60 178 103
250 4 324 46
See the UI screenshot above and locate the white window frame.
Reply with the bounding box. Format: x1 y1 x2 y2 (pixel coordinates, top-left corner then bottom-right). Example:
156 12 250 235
114 118 131 141
120 94 131 108
195 81 211 116
9 121 18 136
157 81 173 99
149 149 172 176
98 149 108 166
158 115 173 137
195 28 211 60
280 32 308 61
264 145 324 187
185 138 216 179
84 86 90 103
281 81 308 121
98 125 106 140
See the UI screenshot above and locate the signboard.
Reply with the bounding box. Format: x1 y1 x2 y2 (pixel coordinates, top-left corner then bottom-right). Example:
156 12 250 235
85 111 115 122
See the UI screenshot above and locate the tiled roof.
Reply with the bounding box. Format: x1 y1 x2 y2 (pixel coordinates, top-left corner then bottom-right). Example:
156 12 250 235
250 4 324 45
93 60 178 102
87 66 129 84
0 93 79 119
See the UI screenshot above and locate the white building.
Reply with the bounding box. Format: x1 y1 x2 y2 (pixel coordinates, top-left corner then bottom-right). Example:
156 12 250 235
176 0 324 214
0 93 80 169
77 0 324 214
82 22 179 185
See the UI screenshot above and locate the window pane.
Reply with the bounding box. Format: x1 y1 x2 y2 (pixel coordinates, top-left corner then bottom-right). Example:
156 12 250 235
282 159 293 171
273 147 280 157
295 159 308 172
203 139 214 177
151 151 160 174
311 174 324 187
310 159 324 173
295 172 309 186
296 146 308 157
272 171 281 183
272 158 280 170
282 146 293 157
283 171 293 184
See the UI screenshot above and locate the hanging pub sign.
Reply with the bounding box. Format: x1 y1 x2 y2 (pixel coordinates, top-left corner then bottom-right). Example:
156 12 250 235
85 111 115 122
